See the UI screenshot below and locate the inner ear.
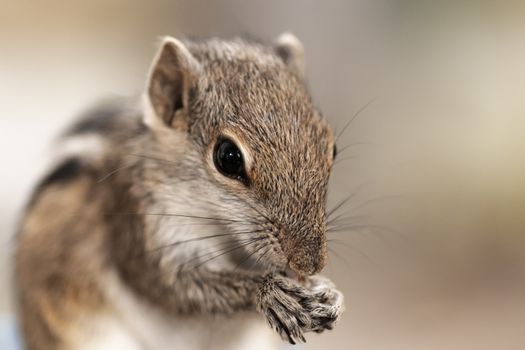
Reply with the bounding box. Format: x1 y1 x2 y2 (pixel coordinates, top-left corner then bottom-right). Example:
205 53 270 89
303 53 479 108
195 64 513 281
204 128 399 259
147 37 200 128
149 55 183 126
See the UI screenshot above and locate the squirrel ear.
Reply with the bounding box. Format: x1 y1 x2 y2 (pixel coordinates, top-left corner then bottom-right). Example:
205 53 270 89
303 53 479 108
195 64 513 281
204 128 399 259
274 32 305 78
144 36 201 129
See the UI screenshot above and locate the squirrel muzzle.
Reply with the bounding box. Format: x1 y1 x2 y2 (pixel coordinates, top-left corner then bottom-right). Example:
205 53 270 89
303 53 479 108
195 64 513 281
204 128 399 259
286 233 328 276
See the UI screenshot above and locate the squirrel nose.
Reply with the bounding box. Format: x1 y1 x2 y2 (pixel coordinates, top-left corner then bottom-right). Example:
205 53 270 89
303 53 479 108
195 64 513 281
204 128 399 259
288 236 327 275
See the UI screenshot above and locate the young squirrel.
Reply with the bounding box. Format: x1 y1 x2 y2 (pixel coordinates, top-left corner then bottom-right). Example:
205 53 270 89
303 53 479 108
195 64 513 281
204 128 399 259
14 33 344 350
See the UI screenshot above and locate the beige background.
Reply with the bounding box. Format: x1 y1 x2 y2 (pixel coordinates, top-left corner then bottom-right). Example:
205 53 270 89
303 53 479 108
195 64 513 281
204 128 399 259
2 1 525 349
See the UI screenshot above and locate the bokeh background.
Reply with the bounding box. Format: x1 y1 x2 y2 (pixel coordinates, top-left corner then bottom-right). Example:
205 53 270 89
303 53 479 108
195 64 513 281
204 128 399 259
2 1 525 349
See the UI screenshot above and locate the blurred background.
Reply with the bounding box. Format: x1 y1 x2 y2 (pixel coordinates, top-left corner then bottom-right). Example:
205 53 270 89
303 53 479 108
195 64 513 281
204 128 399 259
2 1 525 349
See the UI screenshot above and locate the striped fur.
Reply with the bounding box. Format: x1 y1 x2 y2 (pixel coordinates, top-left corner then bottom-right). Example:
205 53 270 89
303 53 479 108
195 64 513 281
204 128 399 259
14 34 343 350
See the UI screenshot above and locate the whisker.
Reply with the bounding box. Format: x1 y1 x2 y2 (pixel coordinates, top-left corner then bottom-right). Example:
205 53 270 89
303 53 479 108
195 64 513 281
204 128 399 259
336 142 373 155
140 229 265 256
253 246 273 269
327 193 409 227
182 238 264 271
183 236 261 264
161 221 257 228
327 181 371 219
328 239 377 266
327 246 352 269
349 194 409 212
327 223 377 233
238 199 277 227
327 193 359 219
233 243 267 272
328 223 408 241
98 212 245 223
327 214 369 228
97 161 137 183
125 153 179 166
335 97 376 142
333 155 358 166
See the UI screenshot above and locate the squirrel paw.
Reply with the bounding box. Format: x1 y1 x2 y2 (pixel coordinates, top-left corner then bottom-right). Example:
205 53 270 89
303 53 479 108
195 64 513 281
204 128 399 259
305 275 345 333
256 274 344 344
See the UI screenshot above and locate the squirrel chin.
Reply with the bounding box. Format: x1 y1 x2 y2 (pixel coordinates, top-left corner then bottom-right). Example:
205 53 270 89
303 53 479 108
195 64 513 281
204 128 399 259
284 267 307 285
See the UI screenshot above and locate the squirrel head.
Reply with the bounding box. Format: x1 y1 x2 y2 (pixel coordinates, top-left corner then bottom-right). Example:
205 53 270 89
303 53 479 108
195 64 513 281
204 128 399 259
140 34 336 276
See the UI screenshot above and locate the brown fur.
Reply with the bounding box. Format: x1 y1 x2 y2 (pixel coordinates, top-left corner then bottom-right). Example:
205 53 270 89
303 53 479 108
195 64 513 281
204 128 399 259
14 34 343 349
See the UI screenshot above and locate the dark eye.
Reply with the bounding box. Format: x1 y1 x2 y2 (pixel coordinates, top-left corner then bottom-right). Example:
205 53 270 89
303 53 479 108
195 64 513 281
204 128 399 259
332 144 338 160
213 138 248 183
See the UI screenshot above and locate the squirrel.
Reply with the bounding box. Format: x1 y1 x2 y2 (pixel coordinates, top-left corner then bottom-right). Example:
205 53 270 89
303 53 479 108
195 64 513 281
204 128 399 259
14 33 344 350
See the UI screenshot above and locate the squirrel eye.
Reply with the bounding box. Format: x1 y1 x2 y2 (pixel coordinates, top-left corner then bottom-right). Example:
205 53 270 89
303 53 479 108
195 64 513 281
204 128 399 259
332 144 338 160
213 138 248 183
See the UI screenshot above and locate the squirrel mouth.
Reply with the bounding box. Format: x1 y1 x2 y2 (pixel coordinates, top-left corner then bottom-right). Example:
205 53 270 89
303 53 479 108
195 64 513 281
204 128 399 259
284 267 307 285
